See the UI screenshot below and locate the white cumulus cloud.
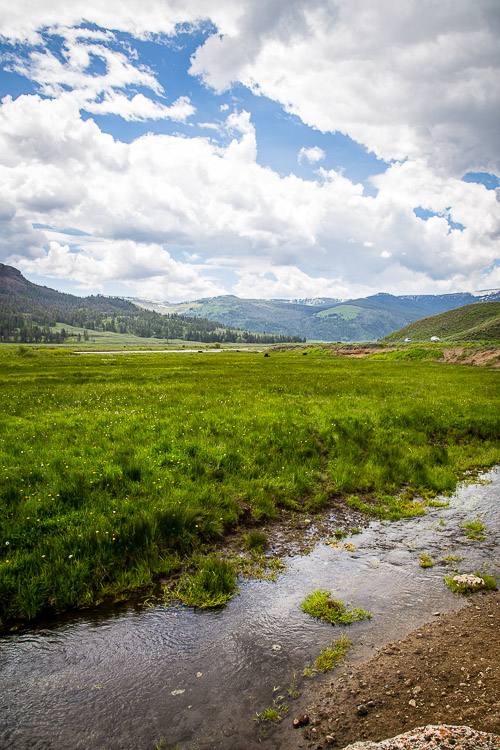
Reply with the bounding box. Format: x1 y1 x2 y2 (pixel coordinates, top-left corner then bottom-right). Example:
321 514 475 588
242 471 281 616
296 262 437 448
298 146 325 165
0 0 498 300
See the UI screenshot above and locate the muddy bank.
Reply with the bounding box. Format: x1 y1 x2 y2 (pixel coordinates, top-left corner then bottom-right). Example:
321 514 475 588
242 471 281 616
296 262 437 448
291 591 500 749
272 343 500 367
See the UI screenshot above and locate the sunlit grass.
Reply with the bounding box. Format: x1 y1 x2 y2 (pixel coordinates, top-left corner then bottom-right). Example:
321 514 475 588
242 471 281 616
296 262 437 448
301 590 371 624
419 553 435 568
305 633 352 675
166 556 238 608
1 348 499 624
461 519 486 540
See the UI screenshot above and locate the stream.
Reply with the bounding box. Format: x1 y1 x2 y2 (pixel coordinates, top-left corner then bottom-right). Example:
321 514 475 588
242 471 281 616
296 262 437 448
1 469 499 750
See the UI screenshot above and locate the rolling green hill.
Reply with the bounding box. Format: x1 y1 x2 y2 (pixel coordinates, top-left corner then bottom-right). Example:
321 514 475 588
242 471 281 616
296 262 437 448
381 301 500 344
0 264 303 345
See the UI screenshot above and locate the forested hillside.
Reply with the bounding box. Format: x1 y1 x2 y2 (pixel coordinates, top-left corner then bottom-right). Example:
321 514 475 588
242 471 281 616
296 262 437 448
135 290 500 342
0 264 303 345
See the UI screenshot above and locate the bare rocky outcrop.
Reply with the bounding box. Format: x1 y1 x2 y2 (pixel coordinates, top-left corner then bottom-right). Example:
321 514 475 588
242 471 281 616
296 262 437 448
342 724 500 749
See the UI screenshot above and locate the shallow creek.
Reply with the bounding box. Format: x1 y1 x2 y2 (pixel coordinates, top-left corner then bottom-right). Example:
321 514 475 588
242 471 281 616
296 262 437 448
1 469 499 750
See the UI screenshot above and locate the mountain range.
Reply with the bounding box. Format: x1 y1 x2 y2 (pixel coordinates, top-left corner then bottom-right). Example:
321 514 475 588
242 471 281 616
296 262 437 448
3 261 500 343
128 289 500 342
0 264 302 345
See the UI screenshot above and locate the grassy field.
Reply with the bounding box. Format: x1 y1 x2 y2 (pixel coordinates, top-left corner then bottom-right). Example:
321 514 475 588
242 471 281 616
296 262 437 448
1 348 499 626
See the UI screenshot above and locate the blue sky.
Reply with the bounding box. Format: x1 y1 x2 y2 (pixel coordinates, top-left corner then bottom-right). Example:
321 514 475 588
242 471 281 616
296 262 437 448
0 1 499 301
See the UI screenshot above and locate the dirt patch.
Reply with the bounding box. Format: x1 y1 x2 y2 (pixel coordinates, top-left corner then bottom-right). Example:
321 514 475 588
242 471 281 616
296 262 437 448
334 345 500 366
334 346 398 358
273 343 500 367
435 347 500 367
292 591 500 749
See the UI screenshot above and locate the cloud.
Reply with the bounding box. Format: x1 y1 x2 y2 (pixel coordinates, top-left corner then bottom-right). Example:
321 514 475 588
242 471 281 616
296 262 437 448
0 1 499 301
0 1 247 44
6 26 195 122
1 89 499 300
298 146 325 165
3 2 499 174
84 93 195 122
190 0 500 176
15 239 224 300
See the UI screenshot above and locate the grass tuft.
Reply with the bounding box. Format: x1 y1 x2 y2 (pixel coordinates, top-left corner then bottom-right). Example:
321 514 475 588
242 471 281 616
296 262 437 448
301 590 371 624
419 553 435 568
313 634 352 673
461 519 486 540
254 703 289 725
244 531 269 552
167 556 237 608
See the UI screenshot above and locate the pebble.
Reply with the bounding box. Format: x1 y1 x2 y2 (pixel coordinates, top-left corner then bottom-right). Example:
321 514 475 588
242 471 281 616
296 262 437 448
293 714 310 728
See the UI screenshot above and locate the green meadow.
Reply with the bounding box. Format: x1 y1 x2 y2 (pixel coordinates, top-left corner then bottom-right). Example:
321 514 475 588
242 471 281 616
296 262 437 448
1 348 499 625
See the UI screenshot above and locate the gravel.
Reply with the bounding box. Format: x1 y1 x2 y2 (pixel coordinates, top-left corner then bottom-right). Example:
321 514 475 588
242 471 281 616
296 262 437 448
343 724 500 749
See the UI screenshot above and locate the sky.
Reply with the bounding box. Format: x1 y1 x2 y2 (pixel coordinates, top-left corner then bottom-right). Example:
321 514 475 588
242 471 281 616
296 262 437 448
0 1 499 302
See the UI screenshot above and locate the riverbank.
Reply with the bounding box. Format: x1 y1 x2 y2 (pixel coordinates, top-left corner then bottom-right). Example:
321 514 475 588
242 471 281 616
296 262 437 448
290 590 500 749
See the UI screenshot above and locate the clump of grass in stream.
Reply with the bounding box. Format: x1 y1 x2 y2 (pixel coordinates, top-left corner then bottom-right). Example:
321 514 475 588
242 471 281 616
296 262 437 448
310 634 352 674
445 572 497 595
345 490 427 520
154 737 178 750
244 530 268 552
234 553 285 581
442 554 464 564
461 519 486 540
1 348 500 624
254 703 289 725
301 590 371 625
419 553 435 568
167 556 237 608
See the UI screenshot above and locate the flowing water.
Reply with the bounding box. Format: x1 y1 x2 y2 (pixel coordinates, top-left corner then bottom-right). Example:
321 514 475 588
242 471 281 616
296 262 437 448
1 469 499 750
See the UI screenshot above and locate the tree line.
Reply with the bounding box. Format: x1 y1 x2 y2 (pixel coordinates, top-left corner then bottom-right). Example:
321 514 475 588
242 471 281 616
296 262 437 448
0 281 304 345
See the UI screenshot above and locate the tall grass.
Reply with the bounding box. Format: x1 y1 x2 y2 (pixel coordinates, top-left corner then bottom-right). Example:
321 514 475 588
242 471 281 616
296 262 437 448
1 349 499 624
